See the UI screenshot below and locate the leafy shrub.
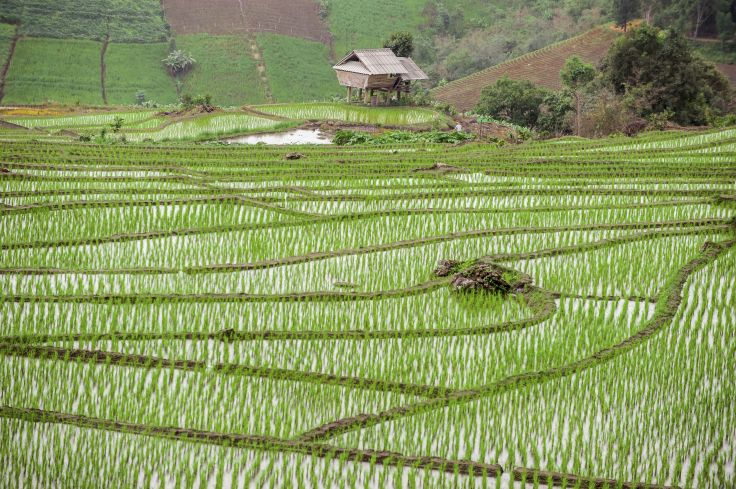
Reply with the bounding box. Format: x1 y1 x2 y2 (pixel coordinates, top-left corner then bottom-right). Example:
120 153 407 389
475 77 548 128
163 50 196 76
601 25 732 125
181 94 215 112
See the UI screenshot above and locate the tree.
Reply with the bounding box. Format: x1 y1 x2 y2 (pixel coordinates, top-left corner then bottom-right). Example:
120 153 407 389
383 32 414 58
537 91 575 136
613 0 641 31
601 24 731 124
561 56 597 135
475 77 548 128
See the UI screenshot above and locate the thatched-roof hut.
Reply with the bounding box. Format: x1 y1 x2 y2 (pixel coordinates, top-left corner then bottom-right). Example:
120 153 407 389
333 48 428 105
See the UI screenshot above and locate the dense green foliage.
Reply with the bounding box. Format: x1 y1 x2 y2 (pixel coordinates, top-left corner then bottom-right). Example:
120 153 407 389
383 31 415 57
475 77 549 128
646 0 736 39
3 38 103 105
602 25 732 124
613 0 640 29
256 34 341 102
561 56 597 134
0 0 168 42
177 35 267 106
105 43 178 105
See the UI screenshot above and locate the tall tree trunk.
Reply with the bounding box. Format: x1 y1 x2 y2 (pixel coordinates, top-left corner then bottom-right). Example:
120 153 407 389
694 3 705 38
575 92 582 136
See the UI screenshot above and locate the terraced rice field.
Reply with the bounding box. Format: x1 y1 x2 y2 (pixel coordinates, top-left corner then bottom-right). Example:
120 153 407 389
255 103 446 126
0 129 735 488
1 104 447 143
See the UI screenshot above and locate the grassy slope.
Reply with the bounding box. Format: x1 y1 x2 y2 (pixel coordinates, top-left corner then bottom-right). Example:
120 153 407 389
3 38 103 105
177 35 267 106
256 34 341 102
327 0 428 57
0 0 167 42
689 39 736 64
105 43 178 105
0 23 15 61
0 25 15 92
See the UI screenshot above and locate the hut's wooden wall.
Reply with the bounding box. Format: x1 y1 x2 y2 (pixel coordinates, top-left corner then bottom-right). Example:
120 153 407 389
335 71 401 90
336 71 369 88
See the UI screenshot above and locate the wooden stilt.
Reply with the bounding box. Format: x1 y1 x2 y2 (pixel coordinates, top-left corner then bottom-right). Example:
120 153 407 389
347 86 352 103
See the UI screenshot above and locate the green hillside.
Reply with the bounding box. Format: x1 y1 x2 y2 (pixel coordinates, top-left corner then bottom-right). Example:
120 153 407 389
177 35 268 106
3 0 736 106
3 38 103 105
257 34 340 102
0 0 168 42
327 0 428 56
105 43 178 105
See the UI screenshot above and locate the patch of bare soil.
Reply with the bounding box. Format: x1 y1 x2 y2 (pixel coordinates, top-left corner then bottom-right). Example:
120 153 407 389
161 0 330 42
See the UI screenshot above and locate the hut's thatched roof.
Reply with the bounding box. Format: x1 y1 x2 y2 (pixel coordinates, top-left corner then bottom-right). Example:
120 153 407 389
334 49 408 75
398 57 428 80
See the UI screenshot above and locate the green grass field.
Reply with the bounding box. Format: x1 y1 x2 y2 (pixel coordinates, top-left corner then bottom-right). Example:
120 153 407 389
0 0 167 42
2 38 103 105
327 0 428 57
0 127 734 487
105 43 178 106
177 35 268 107
256 33 341 102
0 24 15 71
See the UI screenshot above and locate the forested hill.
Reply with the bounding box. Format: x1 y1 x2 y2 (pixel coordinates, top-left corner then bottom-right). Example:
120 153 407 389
0 0 734 106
